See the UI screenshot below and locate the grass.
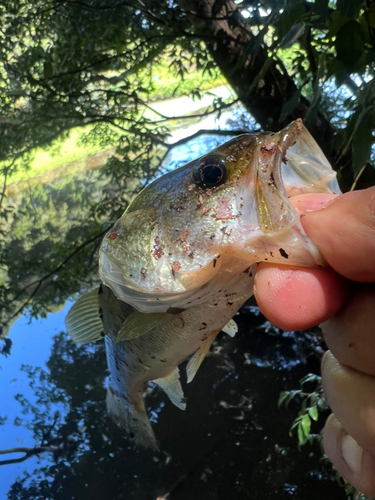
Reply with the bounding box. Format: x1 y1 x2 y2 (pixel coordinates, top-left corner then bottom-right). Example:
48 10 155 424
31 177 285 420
6 126 107 185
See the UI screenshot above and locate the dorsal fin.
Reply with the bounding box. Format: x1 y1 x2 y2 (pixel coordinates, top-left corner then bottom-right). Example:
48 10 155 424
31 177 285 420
115 310 182 343
65 288 103 344
153 367 186 410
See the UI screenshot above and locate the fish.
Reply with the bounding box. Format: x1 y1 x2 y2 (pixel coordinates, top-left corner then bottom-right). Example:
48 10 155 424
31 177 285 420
65 119 340 451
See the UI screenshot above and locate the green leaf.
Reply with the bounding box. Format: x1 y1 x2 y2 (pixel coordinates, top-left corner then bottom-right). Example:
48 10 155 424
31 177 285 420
301 414 311 437
291 417 302 430
337 0 365 19
278 390 300 407
278 392 288 407
325 11 350 39
335 20 365 70
313 0 329 17
280 90 300 122
275 0 306 40
317 398 329 410
326 58 347 86
280 23 306 49
352 110 374 176
300 373 321 385
297 423 306 445
308 406 319 421
43 62 53 79
309 393 317 407
367 10 375 29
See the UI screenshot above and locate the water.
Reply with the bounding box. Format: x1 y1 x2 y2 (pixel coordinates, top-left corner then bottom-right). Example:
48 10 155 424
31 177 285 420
0 101 346 499
0 304 345 499
0 305 72 493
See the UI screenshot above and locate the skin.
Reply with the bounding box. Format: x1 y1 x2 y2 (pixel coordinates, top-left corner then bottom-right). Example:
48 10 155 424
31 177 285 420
254 187 375 496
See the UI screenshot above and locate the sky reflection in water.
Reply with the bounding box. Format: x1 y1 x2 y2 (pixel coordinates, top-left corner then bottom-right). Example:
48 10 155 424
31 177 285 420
0 108 346 499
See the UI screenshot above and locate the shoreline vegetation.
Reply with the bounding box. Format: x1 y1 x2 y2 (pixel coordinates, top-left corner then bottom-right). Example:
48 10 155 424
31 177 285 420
3 70 228 193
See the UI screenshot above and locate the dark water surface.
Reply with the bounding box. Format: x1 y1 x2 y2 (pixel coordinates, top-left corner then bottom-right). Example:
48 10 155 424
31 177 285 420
0 120 346 499
0 301 346 499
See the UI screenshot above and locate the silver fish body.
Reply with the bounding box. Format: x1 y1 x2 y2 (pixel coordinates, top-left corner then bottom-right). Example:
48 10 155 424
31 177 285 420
66 120 340 449
103 261 255 449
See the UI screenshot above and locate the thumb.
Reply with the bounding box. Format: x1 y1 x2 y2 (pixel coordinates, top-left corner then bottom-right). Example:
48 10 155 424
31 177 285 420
300 186 375 282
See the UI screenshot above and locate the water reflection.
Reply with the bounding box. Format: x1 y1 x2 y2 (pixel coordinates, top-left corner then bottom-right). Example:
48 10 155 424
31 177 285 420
1 304 345 499
1 111 346 498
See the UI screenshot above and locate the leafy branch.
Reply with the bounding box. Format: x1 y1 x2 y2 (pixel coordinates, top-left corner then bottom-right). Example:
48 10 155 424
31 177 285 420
278 373 329 447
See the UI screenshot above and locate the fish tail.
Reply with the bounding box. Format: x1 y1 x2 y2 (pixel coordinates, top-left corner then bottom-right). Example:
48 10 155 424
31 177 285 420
106 384 159 452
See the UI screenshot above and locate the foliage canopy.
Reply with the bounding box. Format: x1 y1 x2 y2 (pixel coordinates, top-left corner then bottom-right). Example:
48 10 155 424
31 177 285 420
1 0 375 326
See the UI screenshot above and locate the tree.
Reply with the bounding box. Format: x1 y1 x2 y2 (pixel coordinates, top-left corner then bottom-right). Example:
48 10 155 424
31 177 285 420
1 0 375 325
1 4 374 495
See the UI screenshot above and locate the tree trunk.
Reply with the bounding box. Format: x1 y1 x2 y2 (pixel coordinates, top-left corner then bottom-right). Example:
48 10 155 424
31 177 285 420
176 0 357 187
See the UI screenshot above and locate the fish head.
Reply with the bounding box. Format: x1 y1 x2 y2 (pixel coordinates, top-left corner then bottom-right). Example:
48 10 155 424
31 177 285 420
99 119 340 309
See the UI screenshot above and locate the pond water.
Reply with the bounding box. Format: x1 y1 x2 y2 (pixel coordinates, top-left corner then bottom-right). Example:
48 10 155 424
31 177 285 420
0 101 347 499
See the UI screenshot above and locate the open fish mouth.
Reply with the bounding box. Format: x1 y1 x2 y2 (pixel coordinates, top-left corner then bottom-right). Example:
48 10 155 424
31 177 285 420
250 119 340 235
278 119 340 196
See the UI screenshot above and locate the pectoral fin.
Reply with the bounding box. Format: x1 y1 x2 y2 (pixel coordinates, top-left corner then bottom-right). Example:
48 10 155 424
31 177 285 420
116 310 182 343
222 319 238 337
186 330 219 383
153 367 186 410
65 289 103 344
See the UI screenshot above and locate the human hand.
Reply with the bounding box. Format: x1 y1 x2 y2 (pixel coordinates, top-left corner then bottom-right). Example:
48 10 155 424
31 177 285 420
254 187 375 495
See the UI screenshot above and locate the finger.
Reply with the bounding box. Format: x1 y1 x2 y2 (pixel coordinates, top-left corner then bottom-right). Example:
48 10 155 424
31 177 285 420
322 351 375 454
301 186 375 282
324 414 375 496
254 263 349 331
322 285 375 376
290 193 337 214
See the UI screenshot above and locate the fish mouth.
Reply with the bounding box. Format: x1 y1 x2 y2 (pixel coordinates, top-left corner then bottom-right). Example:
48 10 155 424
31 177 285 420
255 119 340 234
278 119 340 196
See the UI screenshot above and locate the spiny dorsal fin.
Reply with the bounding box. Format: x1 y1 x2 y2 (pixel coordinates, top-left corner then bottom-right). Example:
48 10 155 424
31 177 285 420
186 330 219 384
222 319 238 337
153 367 186 410
65 288 103 344
116 310 182 343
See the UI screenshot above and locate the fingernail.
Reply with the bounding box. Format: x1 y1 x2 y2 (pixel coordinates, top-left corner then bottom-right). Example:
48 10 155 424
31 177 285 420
341 434 363 475
292 194 338 215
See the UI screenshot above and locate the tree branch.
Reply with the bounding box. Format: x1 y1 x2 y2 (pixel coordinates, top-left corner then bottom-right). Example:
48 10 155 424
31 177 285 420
166 127 248 150
6 225 113 326
0 441 78 467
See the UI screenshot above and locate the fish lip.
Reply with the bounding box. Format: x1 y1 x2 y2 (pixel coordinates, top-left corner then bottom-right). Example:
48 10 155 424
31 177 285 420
257 118 340 198
251 118 340 234
274 118 303 171
278 119 340 196
257 118 304 186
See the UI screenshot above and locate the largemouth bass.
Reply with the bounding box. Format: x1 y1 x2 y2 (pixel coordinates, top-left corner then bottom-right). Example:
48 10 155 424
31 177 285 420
66 119 340 451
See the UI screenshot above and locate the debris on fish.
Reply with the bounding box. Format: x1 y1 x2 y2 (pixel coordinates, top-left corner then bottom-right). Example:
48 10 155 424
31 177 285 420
65 119 340 451
222 319 238 337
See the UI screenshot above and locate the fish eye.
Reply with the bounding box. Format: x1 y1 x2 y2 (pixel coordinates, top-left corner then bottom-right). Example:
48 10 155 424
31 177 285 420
191 155 227 188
